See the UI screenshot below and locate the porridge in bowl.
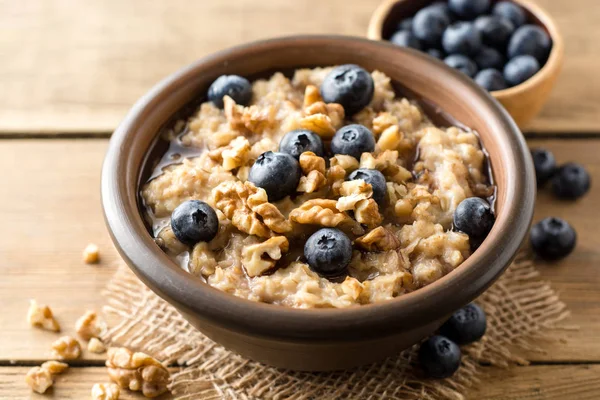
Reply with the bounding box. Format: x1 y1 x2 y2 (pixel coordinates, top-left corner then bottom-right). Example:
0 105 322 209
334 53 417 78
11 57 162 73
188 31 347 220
141 64 496 309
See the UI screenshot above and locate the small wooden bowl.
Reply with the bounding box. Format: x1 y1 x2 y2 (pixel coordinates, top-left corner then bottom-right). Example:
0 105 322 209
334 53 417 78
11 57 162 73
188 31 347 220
368 0 564 128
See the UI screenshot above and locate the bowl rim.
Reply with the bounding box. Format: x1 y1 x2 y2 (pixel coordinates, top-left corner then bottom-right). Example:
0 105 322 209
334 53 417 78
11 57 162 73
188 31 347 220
366 0 565 97
102 34 535 342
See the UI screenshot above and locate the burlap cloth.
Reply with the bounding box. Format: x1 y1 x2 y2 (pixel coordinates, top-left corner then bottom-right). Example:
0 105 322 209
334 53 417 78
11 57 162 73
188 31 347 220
101 250 569 400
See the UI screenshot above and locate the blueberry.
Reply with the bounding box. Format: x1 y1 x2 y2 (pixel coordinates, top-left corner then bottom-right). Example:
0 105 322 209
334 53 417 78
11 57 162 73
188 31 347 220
207 75 252 109
453 197 495 241
429 1 454 20
475 69 507 91
530 217 577 260
418 335 461 379
347 168 387 206
304 228 353 276
507 25 552 64
473 46 505 70
444 55 478 78
492 1 527 28
171 200 219 245
474 16 515 50
412 6 451 47
503 55 540 86
440 303 487 345
320 65 374 116
531 148 556 186
279 129 324 159
427 48 446 60
442 22 482 56
248 151 301 201
330 124 375 160
397 17 413 32
551 163 591 200
390 30 423 50
448 0 490 20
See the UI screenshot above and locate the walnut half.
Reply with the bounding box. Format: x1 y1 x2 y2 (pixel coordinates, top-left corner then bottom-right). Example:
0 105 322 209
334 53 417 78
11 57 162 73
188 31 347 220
106 347 170 398
27 299 60 332
242 236 289 277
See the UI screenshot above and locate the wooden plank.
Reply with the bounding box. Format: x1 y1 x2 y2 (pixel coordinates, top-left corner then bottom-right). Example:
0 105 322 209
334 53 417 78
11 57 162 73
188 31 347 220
0 0 599 134
0 367 173 399
468 364 600 399
0 139 598 364
2 365 600 399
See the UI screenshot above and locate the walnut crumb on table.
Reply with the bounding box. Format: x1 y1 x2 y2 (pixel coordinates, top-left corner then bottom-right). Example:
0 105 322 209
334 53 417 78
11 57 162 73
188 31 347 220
25 361 69 394
92 383 121 400
88 337 107 353
51 336 81 360
75 309 104 340
106 347 170 398
27 299 61 332
83 243 100 264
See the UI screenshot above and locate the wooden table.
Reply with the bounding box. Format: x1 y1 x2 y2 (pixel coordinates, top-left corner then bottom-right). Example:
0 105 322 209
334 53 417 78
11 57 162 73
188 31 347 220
0 1 598 398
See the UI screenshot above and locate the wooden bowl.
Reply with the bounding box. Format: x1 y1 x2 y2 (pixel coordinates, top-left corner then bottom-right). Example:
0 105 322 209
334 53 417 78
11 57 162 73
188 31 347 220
101 35 535 371
367 0 564 128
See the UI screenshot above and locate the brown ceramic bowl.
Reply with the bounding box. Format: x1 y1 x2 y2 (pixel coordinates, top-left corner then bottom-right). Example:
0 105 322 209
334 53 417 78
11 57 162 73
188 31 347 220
367 0 564 128
102 35 535 371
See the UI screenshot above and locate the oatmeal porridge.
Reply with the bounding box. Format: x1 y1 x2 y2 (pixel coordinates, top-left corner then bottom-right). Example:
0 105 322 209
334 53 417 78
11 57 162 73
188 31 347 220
141 64 496 309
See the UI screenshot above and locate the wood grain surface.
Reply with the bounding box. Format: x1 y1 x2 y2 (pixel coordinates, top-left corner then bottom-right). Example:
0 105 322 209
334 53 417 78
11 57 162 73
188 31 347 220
0 0 598 134
0 138 599 399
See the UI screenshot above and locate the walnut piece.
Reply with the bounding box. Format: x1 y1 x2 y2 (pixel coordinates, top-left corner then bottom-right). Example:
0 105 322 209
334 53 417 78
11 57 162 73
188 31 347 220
354 199 383 226
223 95 245 130
242 236 289 277
377 125 403 151
27 299 60 332
41 360 69 375
83 243 100 264
51 336 81 360
336 179 373 212
302 85 345 130
372 112 399 135
25 366 53 394
88 337 107 354
75 310 103 341
208 136 251 171
92 383 121 400
289 199 363 234
299 151 326 175
106 347 170 398
330 154 359 173
213 181 292 238
302 84 322 108
341 277 364 300
297 114 337 139
297 170 327 193
355 227 401 251
327 165 347 196
360 150 411 184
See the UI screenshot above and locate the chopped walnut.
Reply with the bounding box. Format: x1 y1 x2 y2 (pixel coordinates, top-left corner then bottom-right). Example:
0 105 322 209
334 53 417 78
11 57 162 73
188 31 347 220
340 277 364 300
302 85 345 130
223 96 245 130
297 114 337 139
83 243 100 264
106 347 170 398
242 236 289 277
27 300 60 332
297 170 327 193
88 337 107 354
327 165 347 197
41 360 69 375
208 136 251 171
189 242 218 277
336 179 373 212
330 154 359 173
355 227 401 251
360 150 411 184
299 151 326 175
242 104 277 134
51 336 81 360
377 125 403 151
372 112 399 135
302 85 322 109
354 199 383 226
75 310 103 341
213 181 292 238
92 383 121 400
25 366 53 394
289 199 362 234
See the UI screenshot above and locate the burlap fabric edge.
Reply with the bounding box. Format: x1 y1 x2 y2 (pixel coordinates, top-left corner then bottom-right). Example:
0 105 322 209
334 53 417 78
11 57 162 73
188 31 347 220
100 250 570 400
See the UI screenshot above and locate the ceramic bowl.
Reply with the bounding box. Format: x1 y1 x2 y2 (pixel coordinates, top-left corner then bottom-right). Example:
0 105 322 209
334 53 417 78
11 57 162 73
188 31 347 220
102 35 535 371
367 0 564 128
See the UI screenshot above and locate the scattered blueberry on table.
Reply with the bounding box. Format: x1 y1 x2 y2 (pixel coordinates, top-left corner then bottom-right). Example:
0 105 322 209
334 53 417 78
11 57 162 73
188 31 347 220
530 217 577 261
248 151 301 201
304 228 353 276
419 335 462 378
551 162 591 200
440 303 487 345
386 0 552 92
171 200 219 245
531 148 557 186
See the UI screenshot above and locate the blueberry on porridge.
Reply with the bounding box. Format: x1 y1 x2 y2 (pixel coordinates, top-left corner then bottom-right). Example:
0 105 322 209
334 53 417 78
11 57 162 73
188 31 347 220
141 64 496 308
